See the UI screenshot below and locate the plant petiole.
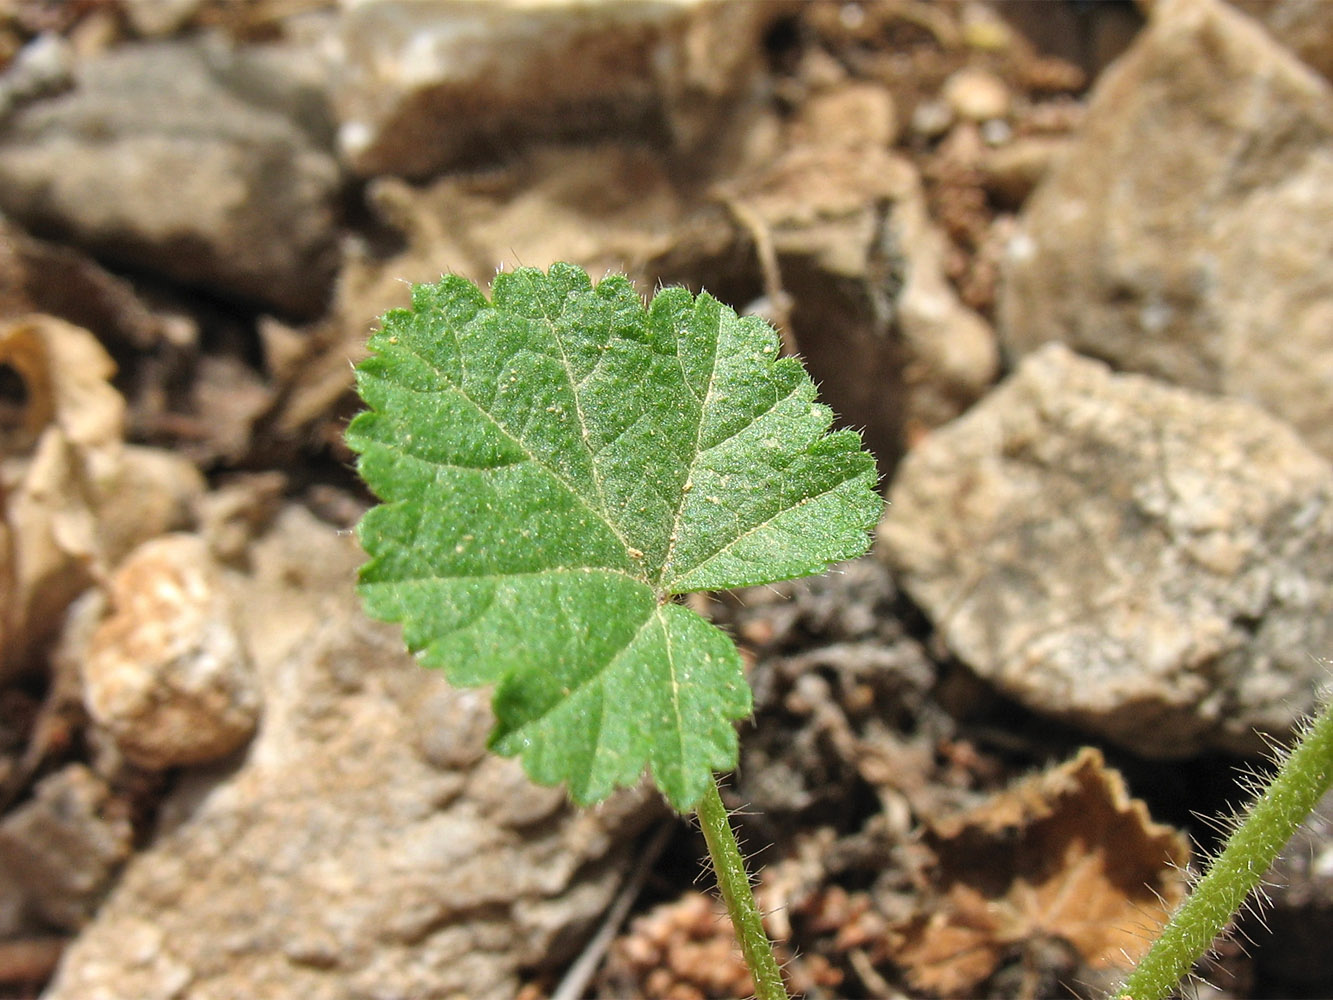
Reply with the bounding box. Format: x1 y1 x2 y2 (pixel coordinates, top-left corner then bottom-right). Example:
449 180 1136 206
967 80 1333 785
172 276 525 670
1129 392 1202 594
697 775 790 1000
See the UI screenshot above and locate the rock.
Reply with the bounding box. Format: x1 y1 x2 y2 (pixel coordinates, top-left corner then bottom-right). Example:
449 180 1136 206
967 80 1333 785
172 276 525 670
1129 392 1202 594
331 0 789 178
44 505 662 1000
0 39 340 317
726 143 998 461
910 97 953 139
941 67 1010 122
193 471 286 564
794 82 897 149
259 142 701 456
979 135 1071 207
82 533 259 770
1231 0 1333 82
880 165 998 438
999 0 1333 459
94 446 206 570
0 765 132 931
124 0 204 38
879 345 1333 757
0 32 73 119
272 128 991 473
992 0 1143 77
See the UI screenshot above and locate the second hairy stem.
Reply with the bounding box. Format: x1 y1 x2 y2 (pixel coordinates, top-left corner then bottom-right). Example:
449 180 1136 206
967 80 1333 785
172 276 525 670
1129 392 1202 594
1119 699 1333 1000
696 775 790 1000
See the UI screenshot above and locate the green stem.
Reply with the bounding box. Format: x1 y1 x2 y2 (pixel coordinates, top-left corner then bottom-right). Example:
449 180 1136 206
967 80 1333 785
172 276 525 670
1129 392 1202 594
1119 699 1333 1000
697 775 790 1000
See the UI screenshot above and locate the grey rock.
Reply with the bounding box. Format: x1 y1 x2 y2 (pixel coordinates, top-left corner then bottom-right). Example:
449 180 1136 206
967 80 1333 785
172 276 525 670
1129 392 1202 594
879 344 1333 757
331 0 787 178
0 765 132 931
0 39 340 317
730 144 997 462
999 0 1333 460
0 32 73 119
44 505 660 1000
280 137 992 471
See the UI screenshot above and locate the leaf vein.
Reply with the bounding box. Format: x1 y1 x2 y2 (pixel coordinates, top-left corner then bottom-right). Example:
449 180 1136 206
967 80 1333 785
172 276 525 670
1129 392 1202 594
396 338 636 560
665 469 864 592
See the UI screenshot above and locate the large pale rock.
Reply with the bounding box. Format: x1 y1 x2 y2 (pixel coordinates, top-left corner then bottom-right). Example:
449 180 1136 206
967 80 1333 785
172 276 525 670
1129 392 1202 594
999 0 1333 459
333 0 788 178
879 345 1333 757
0 39 340 316
45 505 659 1000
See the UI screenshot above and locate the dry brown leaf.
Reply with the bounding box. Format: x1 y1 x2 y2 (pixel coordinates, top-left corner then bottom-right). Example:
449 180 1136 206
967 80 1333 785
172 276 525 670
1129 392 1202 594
0 315 202 679
0 315 123 677
890 747 1189 997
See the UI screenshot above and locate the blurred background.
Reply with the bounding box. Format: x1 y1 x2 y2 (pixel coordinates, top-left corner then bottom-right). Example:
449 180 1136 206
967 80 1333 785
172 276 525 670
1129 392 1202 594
3 1 1333 998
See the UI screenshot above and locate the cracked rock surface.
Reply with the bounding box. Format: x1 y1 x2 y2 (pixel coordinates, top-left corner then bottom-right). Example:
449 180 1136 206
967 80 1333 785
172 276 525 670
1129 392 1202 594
880 344 1333 757
44 506 658 1000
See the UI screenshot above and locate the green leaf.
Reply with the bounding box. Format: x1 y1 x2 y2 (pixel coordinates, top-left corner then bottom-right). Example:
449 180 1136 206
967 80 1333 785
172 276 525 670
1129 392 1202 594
347 263 881 811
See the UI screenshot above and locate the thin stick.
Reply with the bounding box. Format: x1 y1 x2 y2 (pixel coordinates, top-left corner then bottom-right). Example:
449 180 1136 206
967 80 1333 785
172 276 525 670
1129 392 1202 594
696 775 789 1000
717 193 797 357
550 820 675 1000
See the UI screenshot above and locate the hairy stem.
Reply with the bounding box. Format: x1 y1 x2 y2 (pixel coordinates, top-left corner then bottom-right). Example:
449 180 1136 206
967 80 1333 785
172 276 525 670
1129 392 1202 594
1119 698 1333 1000
697 776 789 1000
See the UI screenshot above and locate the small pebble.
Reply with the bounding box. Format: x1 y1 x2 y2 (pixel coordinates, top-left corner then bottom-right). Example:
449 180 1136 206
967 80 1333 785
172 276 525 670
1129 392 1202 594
942 67 1011 123
82 534 260 769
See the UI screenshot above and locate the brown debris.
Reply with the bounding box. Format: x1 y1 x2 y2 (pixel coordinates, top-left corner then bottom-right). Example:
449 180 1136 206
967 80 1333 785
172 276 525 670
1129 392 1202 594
603 891 755 1000
889 747 1189 997
0 315 204 681
597 889 856 1000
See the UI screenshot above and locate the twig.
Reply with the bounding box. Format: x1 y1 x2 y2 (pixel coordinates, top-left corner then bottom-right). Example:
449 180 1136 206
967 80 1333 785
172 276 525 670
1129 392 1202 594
550 819 676 1000
716 193 797 357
